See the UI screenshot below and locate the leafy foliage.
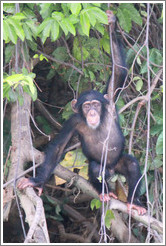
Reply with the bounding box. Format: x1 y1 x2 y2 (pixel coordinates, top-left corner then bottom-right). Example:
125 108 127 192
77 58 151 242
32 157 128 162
3 72 37 104
90 199 115 229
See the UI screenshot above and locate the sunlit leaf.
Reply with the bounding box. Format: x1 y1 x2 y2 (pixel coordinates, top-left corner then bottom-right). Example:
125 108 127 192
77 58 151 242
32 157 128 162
105 210 115 229
70 3 82 15
90 199 102 210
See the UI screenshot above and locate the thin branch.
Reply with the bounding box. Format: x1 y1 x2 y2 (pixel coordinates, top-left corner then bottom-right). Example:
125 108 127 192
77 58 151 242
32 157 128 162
118 69 163 114
36 49 84 75
117 23 162 68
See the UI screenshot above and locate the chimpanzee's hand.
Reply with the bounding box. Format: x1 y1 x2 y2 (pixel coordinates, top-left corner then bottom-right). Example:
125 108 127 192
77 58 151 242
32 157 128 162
99 192 118 202
17 178 43 196
127 203 147 216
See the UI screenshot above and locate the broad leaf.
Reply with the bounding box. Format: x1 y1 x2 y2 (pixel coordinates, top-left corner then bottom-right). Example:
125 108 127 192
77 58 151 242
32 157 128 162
117 8 132 33
156 132 163 155
105 210 115 229
90 199 102 210
7 24 17 44
52 11 64 21
61 19 76 36
80 12 90 36
70 3 82 15
90 7 108 25
7 18 25 41
50 20 59 41
3 20 9 41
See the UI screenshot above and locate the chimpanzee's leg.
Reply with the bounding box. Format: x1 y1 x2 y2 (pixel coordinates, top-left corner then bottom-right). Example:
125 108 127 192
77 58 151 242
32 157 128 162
88 161 117 201
114 154 146 215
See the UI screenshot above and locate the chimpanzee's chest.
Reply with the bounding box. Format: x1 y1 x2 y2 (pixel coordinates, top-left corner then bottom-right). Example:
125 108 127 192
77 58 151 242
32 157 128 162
78 118 125 165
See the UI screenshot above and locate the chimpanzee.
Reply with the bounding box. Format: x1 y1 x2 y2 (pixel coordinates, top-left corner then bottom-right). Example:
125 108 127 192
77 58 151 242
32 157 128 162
18 11 146 215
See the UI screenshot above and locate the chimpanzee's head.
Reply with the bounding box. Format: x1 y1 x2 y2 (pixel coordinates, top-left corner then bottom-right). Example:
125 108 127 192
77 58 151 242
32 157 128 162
71 90 109 129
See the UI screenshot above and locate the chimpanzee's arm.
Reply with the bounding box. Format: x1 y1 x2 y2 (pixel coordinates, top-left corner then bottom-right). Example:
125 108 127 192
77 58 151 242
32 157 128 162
106 10 127 100
18 114 81 193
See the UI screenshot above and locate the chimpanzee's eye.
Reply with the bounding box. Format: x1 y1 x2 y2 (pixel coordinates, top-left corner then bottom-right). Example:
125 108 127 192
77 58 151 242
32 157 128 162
83 103 90 110
92 102 101 108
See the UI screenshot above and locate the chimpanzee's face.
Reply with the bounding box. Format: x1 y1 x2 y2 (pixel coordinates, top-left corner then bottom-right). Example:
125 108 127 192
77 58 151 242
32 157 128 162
82 100 102 129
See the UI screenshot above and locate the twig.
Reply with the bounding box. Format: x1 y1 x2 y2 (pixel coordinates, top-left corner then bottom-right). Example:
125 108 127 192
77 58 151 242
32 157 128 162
128 101 144 154
119 69 163 114
35 99 62 130
117 23 162 68
37 49 84 75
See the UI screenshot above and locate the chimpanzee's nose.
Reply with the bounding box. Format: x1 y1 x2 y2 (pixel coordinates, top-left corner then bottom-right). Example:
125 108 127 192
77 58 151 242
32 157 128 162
89 109 96 116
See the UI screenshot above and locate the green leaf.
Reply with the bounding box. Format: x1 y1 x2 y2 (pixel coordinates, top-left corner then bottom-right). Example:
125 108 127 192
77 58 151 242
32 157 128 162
150 124 163 136
7 23 17 44
81 8 96 27
59 20 69 36
90 199 102 210
52 46 69 62
70 3 82 15
26 20 37 39
80 12 90 36
120 3 142 26
110 174 118 182
8 90 18 102
37 18 51 34
90 7 108 25
4 74 24 85
72 37 89 61
97 176 102 183
39 54 48 62
7 18 25 41
52 11 64 21
61 19 76 36
92 3 101 7
95 22 105 35
23 23 33 41
105 210 115 229
117 8 132 33
3 20 9 41
135 79 143 91
27 40 37 51
68 15 79 25
3 84 11 100
150 156 163 170
23 84 37 101
119 175 126 183
61 3 70 15
3 3 15 13
100 37 110 54
12 13 26 21
89 71 95 81
117 3 142 32
33 54 39 59
41 20 52 43
39 3 52 18
156 132 163 155
50 20 59 41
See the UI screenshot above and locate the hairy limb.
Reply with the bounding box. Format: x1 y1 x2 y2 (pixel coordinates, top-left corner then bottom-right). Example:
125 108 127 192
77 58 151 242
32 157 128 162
17 115 79 193
115 154 146 215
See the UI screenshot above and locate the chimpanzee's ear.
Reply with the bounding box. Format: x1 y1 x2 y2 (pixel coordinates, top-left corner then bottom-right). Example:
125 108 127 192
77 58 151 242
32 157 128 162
104 94 109 102
71 99 78 113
